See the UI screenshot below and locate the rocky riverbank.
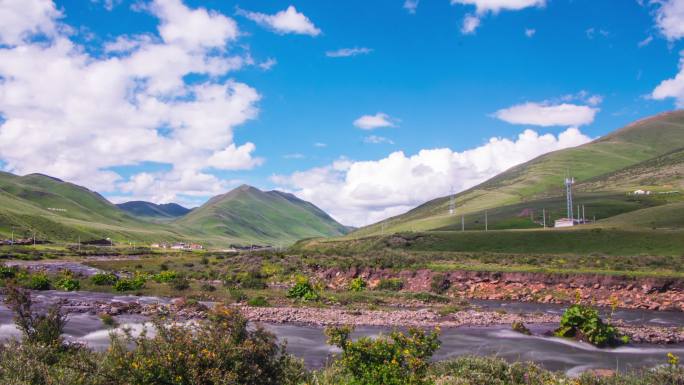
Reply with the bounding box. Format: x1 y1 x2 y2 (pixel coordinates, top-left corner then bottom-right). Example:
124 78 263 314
31 294 683 345
315 267 684 312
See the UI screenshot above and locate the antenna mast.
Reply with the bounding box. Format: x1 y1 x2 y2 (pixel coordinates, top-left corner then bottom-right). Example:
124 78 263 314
565 176 574 220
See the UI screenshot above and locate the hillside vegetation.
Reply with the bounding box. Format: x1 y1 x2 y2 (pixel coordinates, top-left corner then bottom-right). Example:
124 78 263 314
352 110 684 237
175 185 349 246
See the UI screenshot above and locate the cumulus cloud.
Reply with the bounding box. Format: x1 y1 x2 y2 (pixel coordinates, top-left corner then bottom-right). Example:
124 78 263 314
258 57 277 70
652 51 684 107
326 47 373 58
525 28 536 37
0 0 263 204
652 0 684 41
403 0 420 14
0 0 62 45
273 127 591 226
495 102 599 127
237 5 321 36
452 0 545 33
353 113 397 130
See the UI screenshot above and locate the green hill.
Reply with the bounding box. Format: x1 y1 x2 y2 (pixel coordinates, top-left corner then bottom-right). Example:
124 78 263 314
174 185 350 246
351 110 684 237
0 172 187 243
117 201 191 221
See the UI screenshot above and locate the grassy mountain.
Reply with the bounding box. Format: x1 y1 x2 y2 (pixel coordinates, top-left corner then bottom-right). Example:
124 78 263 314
0 172 187 243
117 201 191 221
351 110 684 237
174 185 349 246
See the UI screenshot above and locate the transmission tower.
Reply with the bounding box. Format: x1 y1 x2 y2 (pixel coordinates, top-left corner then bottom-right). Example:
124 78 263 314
565 176 575 220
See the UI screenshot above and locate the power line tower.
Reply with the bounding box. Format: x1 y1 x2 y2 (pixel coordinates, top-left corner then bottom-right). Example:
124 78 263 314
565 176 575 220
448 186 455 215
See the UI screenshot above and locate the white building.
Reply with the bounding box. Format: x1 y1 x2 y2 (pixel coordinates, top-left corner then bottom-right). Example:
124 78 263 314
554 218 577 228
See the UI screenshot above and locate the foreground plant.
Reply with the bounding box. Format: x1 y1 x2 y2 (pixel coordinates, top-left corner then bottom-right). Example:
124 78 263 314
554 304 627 347
325 325 441 385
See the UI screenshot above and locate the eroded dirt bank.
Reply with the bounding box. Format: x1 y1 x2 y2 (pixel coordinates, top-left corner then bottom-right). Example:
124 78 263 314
314 267 684 311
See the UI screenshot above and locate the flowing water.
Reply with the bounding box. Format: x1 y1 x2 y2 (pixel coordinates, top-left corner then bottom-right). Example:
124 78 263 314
0 290 682 375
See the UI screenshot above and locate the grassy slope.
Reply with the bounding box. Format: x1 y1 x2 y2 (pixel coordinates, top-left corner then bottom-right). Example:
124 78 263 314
352 110 684 237
0 172 189 243
116 201 191 221
174 185 349 246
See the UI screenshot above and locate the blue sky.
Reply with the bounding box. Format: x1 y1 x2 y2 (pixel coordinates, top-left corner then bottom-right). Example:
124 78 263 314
1 0 683 225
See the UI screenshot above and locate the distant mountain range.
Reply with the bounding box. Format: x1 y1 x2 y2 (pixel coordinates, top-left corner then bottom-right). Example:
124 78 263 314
0 173 349 246
117 201 192 220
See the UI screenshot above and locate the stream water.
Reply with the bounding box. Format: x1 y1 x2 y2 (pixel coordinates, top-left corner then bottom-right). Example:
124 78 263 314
0 290 682 375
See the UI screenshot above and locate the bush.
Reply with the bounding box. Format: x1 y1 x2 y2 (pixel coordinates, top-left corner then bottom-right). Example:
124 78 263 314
99 313 118 328
287 277 319 301
511 321 531 335
152 270 178 283
25 273 51 290
229 288 248 303
90 272 118 285
554 304 624 347
349 277 367 292
101 306 306 385
0 265 17 279
200 283 216 292
325 325 440 385
247 296 270 307
56 277 80 291
4 286 67 346
171 275 190 291
376 278 404 291
224 271 268 289
114 274 146 292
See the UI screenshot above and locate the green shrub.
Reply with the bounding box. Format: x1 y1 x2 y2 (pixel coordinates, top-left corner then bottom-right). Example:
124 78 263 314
554 304 623 347
511 321 531 335
99 313 118 328
224 271 267 289
25 273 51 290
349 277 367 292
408 292 450 304
4 286 66 346
376 278 404 291
101 306 306 385
287 277 319 301
325 325 440 385
91 272 118 285
247 296 270 307
228 288 248 303
171 275 190 291
200 283 216 292
152 270 178 283
0 265 17 279
56 277 80 291
114 275 146 292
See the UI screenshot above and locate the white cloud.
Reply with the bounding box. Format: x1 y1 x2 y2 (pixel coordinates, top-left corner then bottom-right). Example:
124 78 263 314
273 127 591 226
314 142 327 148
638 35 653 47
258 57 277 70
461 14 481 34
353 113 397 130
525 28 536 37
238 5 321 36
452 0 545 34
403 0 420 14
451 0 545 13
326 47 373 58
652 0 684 41
652 50 684 107
0 0 264 203
284 153 305 159
364 135 394 145
495 102 599 127
586 27 609 39
0 0 62 45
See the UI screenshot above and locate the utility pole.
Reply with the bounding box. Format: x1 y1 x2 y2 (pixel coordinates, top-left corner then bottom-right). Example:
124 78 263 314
10 229 14 245
485 211 488 232
542 208 546 228
78 236 81 252
461 215 464 232
33 231 36 246
582 205 586 223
